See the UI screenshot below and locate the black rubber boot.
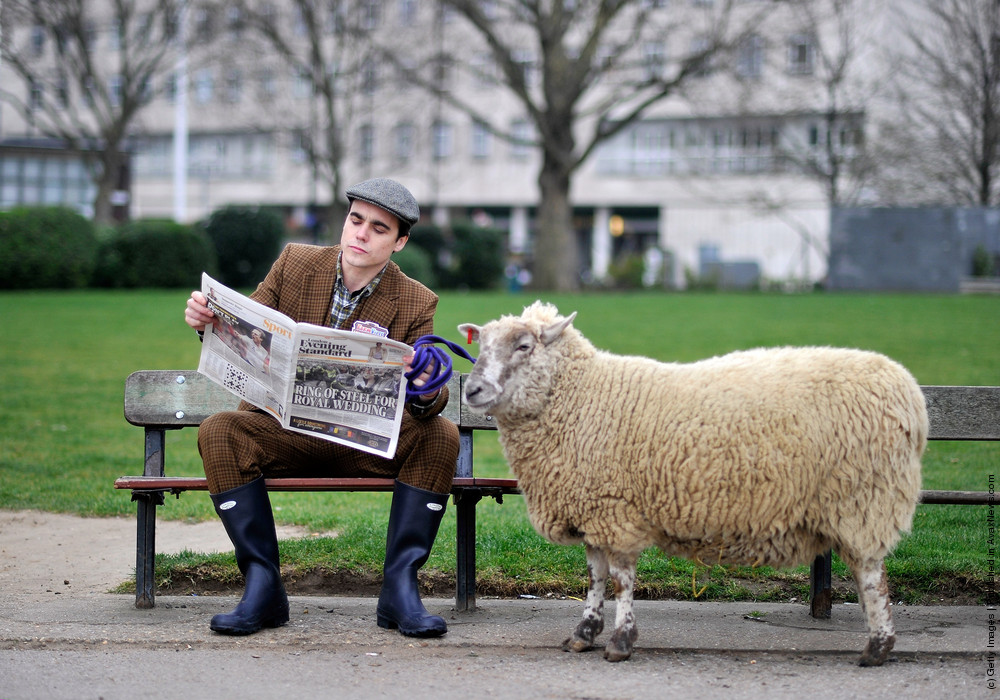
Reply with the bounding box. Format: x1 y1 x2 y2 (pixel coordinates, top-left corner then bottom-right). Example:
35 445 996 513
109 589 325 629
376 481 449 637
209 478 289 635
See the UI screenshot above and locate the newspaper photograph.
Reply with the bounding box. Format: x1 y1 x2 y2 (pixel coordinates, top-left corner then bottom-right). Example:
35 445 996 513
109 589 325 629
197 272 411 458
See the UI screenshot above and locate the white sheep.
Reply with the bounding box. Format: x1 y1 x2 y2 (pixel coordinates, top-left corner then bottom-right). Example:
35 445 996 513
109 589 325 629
458 301 926 665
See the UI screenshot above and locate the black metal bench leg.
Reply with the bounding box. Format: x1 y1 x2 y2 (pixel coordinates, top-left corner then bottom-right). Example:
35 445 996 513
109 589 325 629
810 550 833 619
454 489 482 612
133 492 161 609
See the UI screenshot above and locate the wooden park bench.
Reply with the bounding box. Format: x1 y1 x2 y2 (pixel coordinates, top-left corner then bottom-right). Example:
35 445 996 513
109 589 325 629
809 384 1000 617
117 371 999 618
117 369 510 611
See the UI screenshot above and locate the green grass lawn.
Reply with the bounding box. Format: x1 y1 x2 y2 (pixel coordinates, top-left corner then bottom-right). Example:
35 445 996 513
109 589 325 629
1 289 997 602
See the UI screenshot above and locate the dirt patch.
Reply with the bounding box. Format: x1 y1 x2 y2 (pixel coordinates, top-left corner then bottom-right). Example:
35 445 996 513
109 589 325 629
2 509 989 605
0 509 312 596
156 565 989 606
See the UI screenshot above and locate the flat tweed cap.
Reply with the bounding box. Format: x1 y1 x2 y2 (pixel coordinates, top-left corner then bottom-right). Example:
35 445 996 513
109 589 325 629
346 178 420 226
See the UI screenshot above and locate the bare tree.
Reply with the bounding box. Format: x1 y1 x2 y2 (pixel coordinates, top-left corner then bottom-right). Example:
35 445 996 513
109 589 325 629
736 0 879 284
0 0 184 224
777 0 876 207
876 0 1000 206
389 0 749 291
229 0 379 235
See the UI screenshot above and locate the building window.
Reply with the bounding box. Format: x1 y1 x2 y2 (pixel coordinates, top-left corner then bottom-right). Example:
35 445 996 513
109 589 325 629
326 1 345 32
109 20 121 51
291 130 309 163
31 25 45 57
362 0 381 30
472 52 497 89
736 34 764 79
393 122 416 160
395 58 416 91
787 34 815 75
688 36 713 76
140 76 153 104
361 58 379 94
109 75 123 107
163 8 179 43
133 136 171 176
83 77 96 107
642 41 666 81
194 6 215 43
29 80 43 111
433 54 452 91
258 69 276 101
512 49 535 87
226 6 245 41
85 21 99 50
432 120 453 160
510 119 534 159
194 69 214 103
398 0 418 25
294 67 312 98
293 4 309 36
0 153 96 214
359 124 376 162
471 120 492 159
225 70 243 103
165 72 177 103
56 76 70 108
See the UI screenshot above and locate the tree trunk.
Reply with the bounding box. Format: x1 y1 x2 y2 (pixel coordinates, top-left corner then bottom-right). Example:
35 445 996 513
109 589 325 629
533 161 578 291
91 144 127 225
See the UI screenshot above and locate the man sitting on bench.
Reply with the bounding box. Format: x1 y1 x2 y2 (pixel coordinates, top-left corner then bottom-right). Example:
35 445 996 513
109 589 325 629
183 178 459 638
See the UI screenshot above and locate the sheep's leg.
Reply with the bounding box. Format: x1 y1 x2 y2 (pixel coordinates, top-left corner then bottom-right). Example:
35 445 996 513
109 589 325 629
604 550 639 662
562 545 608 653
852 557 895 667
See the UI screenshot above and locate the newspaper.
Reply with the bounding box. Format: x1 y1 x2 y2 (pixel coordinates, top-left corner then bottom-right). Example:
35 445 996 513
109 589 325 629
196 272 411 458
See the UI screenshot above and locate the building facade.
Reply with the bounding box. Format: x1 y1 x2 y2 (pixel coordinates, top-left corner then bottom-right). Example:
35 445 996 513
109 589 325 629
1 0 902 287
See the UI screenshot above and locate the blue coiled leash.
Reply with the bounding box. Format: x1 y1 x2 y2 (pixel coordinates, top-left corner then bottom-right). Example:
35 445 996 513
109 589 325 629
405 334 476 402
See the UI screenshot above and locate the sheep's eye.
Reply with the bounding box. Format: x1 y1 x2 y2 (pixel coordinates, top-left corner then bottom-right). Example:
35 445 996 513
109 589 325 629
515 341 531 352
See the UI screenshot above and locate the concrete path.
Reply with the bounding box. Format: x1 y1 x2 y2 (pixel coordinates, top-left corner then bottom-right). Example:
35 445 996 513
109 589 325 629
0 510 992 698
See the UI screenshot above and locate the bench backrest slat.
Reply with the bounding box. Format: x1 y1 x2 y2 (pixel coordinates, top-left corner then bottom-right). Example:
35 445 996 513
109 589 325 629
923 386 1000 440
124 369 467 428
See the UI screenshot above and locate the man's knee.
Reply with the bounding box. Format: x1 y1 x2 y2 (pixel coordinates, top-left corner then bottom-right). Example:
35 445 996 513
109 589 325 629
421 416 460 462
197 411 242 456
198 411 265 493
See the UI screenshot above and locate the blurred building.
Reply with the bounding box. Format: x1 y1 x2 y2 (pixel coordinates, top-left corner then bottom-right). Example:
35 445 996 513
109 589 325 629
1 0 904 287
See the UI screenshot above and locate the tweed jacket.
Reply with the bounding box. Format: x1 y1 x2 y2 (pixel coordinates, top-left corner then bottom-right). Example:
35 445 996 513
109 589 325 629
239 242 448 418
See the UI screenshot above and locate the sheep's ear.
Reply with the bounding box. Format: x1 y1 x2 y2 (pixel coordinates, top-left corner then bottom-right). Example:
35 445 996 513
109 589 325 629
540 311 576 345
458 323 481 343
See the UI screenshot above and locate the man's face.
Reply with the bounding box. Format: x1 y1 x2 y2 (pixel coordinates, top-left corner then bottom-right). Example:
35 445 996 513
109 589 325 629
340 200 407 276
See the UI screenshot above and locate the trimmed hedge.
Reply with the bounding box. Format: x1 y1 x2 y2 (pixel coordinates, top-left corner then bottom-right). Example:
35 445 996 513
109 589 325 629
92 219 216 288
445 222 505 290
393 244 436 288
407 221 505 290
203 206 284 288
0 206 97 289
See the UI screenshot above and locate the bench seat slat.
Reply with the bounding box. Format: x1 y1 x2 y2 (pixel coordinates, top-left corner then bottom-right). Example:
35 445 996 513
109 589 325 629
917 489 996 505
114 476 520 494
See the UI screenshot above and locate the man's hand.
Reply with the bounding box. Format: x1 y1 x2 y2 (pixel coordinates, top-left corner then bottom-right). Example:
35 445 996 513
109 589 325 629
403 354 439 403
184 291 215 332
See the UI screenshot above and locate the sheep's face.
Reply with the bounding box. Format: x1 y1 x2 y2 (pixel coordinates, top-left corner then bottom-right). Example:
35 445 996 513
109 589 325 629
459 303 576 418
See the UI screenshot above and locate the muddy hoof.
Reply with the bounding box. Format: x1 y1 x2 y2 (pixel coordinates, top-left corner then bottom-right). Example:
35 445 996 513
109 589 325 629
858 634 894 667
603 627 637 662
562 636 595 653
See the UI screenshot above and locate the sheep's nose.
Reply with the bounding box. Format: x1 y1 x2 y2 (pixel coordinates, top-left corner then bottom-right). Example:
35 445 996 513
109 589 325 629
464 383 481 400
